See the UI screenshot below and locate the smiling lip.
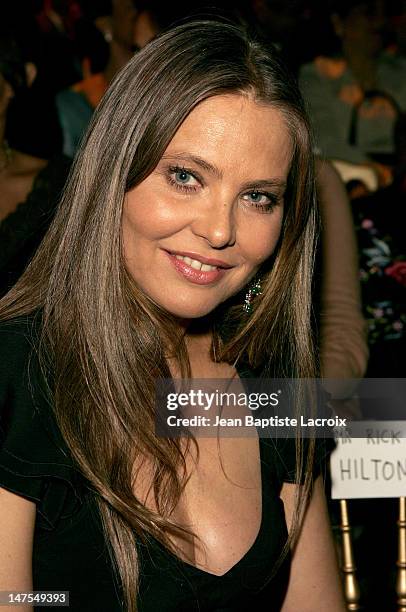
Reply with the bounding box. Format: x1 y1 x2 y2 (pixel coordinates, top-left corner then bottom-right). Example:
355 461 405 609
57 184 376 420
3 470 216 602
166 250 233 268
164 250 233 285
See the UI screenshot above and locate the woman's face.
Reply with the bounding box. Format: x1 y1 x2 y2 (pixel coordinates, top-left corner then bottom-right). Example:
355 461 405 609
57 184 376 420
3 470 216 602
122 94 292 320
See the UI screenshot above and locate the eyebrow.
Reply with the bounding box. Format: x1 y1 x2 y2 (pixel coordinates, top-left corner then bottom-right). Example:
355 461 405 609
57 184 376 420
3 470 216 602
161 153 223 179
160 153 287 192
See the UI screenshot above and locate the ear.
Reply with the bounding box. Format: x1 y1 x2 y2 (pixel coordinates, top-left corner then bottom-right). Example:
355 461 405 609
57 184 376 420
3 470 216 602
331 13 344 38
25 62 37 87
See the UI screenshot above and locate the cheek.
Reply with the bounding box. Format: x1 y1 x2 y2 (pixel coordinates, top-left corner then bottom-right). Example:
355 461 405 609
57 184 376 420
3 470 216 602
242 215 283 265
122 193 187 240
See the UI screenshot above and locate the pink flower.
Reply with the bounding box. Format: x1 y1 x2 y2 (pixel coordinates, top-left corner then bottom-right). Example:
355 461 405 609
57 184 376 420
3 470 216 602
361 218 374 229
385 261 406 287
393 321 404 331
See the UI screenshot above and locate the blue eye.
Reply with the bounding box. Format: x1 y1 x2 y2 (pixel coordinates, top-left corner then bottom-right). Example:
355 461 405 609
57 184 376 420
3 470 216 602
175 169 192 184
242 190 277 212
247 191 265 203
167 166 200 192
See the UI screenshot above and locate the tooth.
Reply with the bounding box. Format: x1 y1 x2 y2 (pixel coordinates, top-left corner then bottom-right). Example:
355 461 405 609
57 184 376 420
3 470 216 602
172 254 217 271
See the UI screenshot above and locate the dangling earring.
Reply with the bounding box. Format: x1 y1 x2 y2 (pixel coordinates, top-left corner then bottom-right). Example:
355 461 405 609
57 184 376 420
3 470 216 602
243 277 262 314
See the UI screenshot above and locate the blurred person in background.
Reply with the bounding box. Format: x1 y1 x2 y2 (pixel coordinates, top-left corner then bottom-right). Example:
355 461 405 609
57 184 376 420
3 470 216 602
0 27 70 297
56 0 141 157
299 0 406 186
1 4 64 159
33 0 84 92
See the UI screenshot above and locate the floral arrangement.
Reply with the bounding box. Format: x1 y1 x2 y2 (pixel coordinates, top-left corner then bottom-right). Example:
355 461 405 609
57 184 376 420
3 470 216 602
358 216 405 344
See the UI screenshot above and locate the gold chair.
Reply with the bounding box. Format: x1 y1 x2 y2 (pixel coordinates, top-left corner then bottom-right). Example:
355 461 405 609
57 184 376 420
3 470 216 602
338 496 406 611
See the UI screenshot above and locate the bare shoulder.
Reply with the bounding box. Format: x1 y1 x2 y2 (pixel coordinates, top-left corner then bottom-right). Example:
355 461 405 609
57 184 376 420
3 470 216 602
0 487 36 596
280 477 346 612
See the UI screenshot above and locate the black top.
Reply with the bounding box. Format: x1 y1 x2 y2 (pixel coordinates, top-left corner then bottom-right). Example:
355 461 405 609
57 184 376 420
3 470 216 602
0 317 328 611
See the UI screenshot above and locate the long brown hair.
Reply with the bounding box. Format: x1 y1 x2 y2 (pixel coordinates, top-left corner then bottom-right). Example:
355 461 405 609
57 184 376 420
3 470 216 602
0 20 317 611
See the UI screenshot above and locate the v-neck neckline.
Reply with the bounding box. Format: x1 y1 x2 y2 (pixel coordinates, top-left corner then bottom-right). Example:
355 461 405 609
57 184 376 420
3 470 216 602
151 434 268 578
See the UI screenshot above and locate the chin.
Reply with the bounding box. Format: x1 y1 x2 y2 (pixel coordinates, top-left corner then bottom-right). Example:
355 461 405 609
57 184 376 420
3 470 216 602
159 297 223 320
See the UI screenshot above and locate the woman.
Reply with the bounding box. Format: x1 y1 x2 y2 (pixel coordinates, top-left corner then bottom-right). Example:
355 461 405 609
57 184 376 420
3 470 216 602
0 21 345 612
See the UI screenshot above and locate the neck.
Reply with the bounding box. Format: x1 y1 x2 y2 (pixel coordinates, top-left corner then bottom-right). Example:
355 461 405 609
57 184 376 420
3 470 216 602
186 326 212 350
167 315 214 357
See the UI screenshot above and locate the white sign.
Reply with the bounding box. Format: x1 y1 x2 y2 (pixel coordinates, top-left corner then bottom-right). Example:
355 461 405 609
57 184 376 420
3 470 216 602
330 420 406 499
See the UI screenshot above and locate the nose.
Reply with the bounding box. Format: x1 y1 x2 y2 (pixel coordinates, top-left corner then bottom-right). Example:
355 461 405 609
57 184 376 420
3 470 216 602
190 197 236 249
